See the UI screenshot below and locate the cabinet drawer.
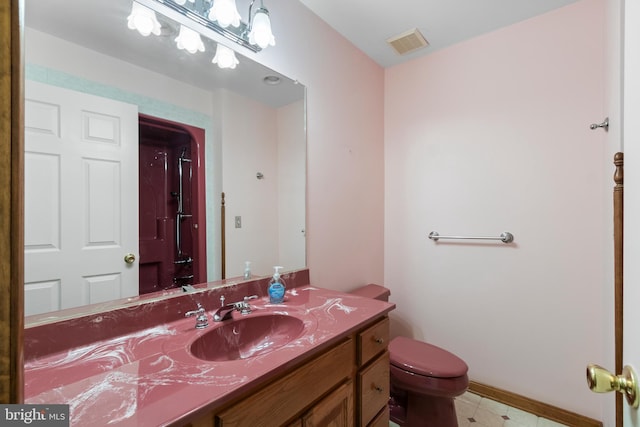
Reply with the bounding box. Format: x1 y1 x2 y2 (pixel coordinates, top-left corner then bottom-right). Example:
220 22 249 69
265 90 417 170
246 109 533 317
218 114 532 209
367 406 389 427
357 317 389 366
358 351 389 427
216 338 355 427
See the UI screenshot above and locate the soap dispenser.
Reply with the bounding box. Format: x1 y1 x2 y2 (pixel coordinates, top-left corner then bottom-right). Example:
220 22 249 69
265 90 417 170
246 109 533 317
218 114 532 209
243 261 251 279
268 266 286 304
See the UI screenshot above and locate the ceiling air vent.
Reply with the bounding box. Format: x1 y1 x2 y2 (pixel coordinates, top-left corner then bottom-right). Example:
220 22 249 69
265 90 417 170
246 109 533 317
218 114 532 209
386 28 429 55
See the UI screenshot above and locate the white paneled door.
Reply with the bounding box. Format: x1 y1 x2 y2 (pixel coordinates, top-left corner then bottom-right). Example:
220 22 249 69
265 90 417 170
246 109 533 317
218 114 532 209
24 81 139 316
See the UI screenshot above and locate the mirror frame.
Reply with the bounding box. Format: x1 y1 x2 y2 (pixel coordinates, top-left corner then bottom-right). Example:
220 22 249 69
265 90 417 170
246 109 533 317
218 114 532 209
1 0 24 403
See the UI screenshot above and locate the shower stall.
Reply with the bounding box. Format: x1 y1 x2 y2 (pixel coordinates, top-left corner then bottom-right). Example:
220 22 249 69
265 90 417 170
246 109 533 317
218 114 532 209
138 115 207 295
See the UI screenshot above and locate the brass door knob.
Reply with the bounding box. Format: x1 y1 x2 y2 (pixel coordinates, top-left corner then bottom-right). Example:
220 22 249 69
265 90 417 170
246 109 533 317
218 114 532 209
124 253 136 264
587 364 639 408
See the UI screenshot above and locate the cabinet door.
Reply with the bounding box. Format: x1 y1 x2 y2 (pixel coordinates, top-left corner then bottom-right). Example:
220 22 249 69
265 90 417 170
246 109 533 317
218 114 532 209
366 406 389 427
216 339 354 426
303 381 354 427
358 352 390 427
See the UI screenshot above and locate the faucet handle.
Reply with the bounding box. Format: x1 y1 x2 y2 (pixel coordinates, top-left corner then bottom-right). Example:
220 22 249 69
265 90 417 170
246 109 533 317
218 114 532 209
185 303 209 329
234 295 258 315
185 302 205 315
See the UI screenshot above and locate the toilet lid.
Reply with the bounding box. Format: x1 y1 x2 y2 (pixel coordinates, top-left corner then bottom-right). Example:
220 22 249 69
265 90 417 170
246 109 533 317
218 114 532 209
389 336 468 378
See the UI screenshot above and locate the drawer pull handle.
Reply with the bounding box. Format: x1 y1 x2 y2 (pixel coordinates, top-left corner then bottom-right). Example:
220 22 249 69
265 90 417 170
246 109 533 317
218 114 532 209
373 385 384 393
374 337 384 344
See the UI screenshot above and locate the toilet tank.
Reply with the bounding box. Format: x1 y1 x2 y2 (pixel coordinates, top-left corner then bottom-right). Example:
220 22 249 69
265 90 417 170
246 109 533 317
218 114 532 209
350 284 391 302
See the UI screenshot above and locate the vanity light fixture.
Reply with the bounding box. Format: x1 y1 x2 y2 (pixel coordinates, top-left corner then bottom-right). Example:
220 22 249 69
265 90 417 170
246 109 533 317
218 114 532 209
127 0 276 69
127 2 162 37
208 0 242 29
248 2 275 49
212 43 239 69
175 25 205 53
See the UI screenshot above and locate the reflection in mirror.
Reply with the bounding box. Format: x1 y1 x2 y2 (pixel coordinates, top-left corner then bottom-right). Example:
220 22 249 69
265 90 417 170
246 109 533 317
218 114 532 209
24 0 306 318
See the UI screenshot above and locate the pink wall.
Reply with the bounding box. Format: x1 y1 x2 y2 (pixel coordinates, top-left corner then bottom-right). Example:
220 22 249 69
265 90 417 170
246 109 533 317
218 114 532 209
384 0 607 420
242 1 386 290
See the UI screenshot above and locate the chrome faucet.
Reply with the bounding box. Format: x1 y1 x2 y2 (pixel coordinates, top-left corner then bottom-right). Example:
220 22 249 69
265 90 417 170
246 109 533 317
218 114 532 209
185 302 209 329
213 295 258 321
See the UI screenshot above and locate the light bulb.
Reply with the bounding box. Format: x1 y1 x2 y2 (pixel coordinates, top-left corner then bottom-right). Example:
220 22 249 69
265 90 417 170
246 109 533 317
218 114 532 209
248 9 275 49
175 25 205 54
208 0 241 28
212 44 239 69
127 2 161 37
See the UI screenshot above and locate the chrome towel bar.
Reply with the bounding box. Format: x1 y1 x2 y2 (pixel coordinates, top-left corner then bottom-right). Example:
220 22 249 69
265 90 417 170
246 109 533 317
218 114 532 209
428 231 514 244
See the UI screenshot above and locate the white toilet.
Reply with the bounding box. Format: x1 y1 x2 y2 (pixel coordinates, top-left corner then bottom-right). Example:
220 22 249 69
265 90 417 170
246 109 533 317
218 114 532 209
351 284 469 427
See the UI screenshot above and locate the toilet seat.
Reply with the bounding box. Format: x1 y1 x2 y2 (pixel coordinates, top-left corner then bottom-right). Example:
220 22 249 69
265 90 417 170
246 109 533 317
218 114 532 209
389 336 468 378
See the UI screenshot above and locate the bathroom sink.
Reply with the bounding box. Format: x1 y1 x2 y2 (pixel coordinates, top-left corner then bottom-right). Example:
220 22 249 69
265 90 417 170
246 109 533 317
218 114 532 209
189 314 306 362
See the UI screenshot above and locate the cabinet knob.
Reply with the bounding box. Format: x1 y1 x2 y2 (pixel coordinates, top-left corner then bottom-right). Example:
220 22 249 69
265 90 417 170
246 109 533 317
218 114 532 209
373 385 384 393
374 337 384 345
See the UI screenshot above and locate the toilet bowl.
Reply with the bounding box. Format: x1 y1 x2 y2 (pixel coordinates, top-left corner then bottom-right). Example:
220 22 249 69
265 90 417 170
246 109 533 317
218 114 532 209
351 284 469 427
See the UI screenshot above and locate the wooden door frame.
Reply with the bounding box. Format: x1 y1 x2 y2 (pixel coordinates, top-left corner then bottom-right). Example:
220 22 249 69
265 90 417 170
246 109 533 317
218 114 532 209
0 0 24 404
614 152 624 427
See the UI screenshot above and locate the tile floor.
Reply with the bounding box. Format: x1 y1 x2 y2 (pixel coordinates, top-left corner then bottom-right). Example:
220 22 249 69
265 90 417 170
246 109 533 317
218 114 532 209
389 392 569 427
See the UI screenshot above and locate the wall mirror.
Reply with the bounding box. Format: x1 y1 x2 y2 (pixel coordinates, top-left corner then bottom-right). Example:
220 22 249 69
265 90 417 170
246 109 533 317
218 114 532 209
23 0 307 320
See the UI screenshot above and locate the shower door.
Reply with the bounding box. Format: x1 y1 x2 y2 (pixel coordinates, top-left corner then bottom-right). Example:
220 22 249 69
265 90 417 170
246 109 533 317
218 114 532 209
24 81 139 315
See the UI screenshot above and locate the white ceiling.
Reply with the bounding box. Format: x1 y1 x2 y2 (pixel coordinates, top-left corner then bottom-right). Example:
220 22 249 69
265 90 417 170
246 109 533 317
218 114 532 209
25 0 584 101
299 0 582 68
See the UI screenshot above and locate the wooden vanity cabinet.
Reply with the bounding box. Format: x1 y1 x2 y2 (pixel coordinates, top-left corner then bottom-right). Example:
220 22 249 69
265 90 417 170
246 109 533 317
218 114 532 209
366 406 390 427
187 317 390 427
214 338 354 427
299 380 354 426
356 317 390 426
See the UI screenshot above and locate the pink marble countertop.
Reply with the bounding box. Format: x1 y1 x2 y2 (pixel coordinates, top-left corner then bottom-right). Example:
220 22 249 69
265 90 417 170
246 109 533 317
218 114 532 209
24 285 394 426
